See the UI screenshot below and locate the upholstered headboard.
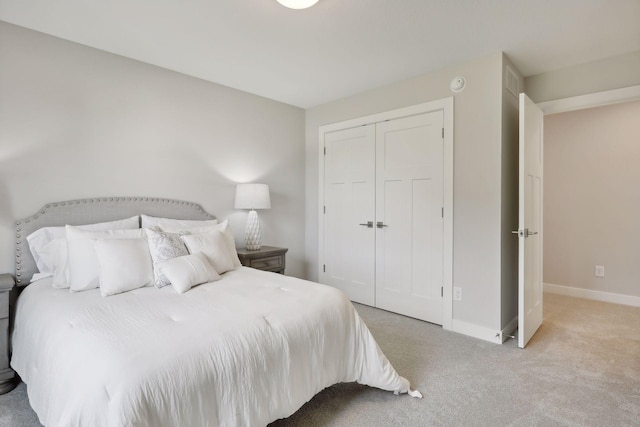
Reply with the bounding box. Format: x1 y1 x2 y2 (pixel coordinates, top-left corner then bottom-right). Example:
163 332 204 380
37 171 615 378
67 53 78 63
15 197 215 286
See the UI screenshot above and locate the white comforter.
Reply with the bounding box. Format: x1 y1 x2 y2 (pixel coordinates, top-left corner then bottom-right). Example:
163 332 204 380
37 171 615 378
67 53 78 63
12 267 416 427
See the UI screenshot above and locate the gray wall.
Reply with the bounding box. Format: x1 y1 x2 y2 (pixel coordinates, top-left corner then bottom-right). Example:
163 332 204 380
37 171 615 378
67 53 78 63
543 100 640 298
0 22 306 278
306 53 506 332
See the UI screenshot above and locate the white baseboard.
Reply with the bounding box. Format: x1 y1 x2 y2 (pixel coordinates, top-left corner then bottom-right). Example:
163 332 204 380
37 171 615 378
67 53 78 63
451 319 502 344
544 283 640 308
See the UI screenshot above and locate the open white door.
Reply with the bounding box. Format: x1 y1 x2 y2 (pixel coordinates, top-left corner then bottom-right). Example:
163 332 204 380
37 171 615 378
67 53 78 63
517 93 544 348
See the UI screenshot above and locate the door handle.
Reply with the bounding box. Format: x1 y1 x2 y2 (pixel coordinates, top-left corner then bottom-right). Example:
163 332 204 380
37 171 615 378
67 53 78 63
359 221 374 228
376 221 388 229
511 229 538 237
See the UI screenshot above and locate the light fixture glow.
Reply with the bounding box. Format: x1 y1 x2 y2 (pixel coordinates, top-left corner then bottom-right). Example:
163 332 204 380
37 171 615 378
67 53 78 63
276 0 319 9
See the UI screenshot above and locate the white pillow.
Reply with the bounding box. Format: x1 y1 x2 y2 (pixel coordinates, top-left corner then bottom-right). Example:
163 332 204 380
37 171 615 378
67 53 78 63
141 214 217 230
66 227 145 292
25 216 139 287
213 221 241 268
159 252 221 294
181 230 236 274
145 228 190 288
162 220 241 268
94 238 154 296
26 227 66 274
46 239 73 288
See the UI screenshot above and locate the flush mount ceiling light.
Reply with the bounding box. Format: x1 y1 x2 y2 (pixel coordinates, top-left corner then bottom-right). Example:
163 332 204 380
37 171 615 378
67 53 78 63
276 0 320 9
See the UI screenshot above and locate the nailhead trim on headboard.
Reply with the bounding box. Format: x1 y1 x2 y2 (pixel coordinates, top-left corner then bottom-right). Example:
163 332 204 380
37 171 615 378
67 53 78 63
15 197 215 285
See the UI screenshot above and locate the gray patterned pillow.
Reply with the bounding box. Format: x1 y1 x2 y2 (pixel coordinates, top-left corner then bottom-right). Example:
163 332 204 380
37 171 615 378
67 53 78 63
146 227 190 288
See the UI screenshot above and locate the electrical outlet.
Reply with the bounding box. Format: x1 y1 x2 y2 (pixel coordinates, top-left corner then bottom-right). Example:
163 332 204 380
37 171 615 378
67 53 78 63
453 287 463 301
595 265 605 278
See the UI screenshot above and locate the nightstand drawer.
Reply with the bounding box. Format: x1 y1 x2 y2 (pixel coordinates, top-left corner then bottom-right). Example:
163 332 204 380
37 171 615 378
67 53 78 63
0 273 14 394
0 293 7 319
0 318 7 367
249 255 283 271
237 246 288 274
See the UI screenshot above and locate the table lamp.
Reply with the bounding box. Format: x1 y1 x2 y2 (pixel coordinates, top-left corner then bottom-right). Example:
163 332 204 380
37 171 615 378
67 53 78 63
234 183 271 250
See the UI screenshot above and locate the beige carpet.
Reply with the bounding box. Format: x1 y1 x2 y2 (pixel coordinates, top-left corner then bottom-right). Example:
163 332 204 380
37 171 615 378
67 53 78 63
1 293 638 426
271 294 640 426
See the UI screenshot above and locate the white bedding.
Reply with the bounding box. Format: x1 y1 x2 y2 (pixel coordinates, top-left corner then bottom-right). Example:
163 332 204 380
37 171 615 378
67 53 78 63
12 267 416 427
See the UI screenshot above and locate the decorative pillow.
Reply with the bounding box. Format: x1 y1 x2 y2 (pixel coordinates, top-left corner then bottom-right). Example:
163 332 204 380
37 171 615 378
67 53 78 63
25 216 139 287
66 227 145 292
159 252 221 294
162 220 241 268
181 230 236 274
141 215 217 230
145 228 190 288
94 238 154 296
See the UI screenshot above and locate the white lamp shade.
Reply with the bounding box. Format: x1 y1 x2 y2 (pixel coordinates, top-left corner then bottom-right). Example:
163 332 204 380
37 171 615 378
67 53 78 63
234 184 271 210
276 0 319 9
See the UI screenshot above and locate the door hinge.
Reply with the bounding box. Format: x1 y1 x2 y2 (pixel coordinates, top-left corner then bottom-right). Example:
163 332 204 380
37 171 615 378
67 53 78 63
441 286 443 297
442 128 444 138
441 207 444 218
323 264 326 273
323 205 326 214
324 146 327 155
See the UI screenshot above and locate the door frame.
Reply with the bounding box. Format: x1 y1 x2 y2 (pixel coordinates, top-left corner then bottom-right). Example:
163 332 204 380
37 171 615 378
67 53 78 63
318 97 454 331
534 84 640 307
537 85 640 115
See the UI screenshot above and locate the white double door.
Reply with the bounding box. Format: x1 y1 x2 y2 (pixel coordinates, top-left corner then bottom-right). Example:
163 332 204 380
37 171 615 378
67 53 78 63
323 111 444 325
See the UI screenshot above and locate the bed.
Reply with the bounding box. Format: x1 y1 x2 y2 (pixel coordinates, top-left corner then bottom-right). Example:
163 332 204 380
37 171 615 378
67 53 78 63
11 197 419 427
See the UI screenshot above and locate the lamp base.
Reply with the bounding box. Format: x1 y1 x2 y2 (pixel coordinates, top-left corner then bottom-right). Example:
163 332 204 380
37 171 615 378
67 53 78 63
245 210 262 250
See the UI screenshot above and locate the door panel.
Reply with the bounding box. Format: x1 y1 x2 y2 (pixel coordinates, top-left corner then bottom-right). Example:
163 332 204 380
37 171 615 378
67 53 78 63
411 178 432 298
375 111 444 324
323 125 376 305
518 93 544 348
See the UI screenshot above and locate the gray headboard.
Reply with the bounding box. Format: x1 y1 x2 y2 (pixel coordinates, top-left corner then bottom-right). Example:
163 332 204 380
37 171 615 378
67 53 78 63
15 197 215 286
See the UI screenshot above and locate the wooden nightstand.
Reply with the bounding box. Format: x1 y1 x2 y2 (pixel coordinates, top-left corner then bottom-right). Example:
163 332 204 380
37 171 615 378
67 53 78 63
0 274 16 395
236 246 288 274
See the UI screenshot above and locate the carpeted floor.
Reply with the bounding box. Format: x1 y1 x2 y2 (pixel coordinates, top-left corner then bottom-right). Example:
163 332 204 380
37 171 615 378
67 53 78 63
1 293 638 426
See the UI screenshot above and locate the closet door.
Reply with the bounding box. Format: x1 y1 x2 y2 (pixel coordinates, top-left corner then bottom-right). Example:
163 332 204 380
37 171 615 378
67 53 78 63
375 111 444 324
323 125 376 305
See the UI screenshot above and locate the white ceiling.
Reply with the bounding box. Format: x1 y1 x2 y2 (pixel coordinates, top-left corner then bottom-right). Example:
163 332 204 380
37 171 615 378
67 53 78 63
1 0 639 108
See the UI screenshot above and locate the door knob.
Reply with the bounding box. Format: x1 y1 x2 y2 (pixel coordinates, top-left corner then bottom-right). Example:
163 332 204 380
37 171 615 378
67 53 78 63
359 221 374 228
376 222 388 228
